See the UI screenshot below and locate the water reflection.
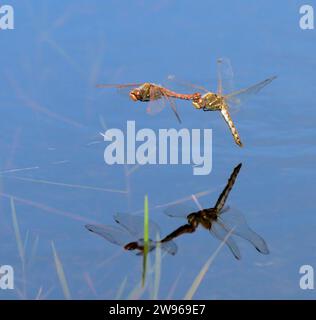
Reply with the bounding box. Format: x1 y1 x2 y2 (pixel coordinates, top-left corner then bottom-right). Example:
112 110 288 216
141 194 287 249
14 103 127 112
85 212 178 256
162 163 269 259
85 163 269 261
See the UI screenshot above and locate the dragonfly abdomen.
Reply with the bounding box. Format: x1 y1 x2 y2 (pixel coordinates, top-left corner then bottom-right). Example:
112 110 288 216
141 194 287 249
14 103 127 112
220 107 243 147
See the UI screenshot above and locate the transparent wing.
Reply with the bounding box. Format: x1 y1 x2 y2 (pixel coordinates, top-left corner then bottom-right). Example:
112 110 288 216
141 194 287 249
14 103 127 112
164 202 196 219
85 224 132 247
167 75 209 93
146 86 166 115
162 92 182 123
113 212 161 239
218 206 269 254
210 222 241 260
96 83 141 99
96 83 143 89
133 239 177 256
224 76 277 107
160 240 178 255
217 57 235 96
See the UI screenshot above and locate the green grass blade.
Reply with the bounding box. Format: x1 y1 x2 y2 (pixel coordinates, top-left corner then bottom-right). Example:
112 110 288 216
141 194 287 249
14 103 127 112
51 241 71 300
184 228 235 300
144 194 149 243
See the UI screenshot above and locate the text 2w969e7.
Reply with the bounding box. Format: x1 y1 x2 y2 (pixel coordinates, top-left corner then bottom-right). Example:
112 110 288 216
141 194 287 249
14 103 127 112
153 304 205 315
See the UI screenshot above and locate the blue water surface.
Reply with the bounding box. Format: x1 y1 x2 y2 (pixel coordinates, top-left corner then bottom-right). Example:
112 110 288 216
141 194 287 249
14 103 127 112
0 0 315 299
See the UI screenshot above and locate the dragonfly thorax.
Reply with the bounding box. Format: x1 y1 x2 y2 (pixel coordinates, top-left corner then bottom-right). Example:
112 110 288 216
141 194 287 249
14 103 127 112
192 92 223 111
130 83 163 102
202 93 224 111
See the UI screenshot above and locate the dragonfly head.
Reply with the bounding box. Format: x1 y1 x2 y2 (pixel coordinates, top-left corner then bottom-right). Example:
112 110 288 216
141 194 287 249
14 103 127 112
129 89 141 101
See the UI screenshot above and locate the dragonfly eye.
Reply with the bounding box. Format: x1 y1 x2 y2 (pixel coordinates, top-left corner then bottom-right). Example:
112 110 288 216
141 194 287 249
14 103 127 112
129 91 139 101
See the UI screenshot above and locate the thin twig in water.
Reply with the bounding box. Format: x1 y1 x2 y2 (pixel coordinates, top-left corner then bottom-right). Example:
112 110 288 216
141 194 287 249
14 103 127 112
184 228 235 300
51 241 71 300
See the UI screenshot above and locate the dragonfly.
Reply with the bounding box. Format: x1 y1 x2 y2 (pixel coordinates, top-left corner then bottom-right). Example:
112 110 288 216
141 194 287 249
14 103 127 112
176 58 277 147
96 82 201 124
161 163 269 259
85 212 178 256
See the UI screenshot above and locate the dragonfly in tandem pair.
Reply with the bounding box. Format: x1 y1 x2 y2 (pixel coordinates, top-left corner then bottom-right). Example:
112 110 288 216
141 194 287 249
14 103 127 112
96 82 201 124
86 164 269 260
97 58 276 147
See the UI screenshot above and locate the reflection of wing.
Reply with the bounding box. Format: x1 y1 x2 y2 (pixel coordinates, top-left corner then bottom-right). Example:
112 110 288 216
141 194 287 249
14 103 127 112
134 240 178 256
160 240 178 255
217 58 235 96
85 224 132 247
218 206 269 254
214 163 242 212
224 76 277 106
164 203 196 219
114 213 161 239
210 222 241 260
220 107 243 147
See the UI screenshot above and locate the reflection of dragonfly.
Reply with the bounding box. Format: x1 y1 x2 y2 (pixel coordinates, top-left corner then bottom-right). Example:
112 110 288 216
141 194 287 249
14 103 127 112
161 163 269 259
96 82 201 123
187 58 276 147
85 213 177 255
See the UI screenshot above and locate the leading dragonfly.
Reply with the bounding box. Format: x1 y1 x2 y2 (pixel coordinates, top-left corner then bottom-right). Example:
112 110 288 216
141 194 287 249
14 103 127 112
161 163 269 259
86 212 177 256
96 82 201 124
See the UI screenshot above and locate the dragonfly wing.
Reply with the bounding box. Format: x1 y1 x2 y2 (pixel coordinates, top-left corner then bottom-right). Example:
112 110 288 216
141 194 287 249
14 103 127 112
167 75 209 93
162 92 182 123
164 202 196 219
217 57 235 96
97 83 141 99
160 240 178 255
114 212 161 240
225 76 277 107
96 83 143 89
220 107 243 147
210 222 241 260
218 206 269 254
85 224 132 247
146 86 166 115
